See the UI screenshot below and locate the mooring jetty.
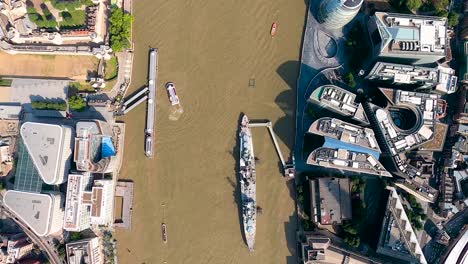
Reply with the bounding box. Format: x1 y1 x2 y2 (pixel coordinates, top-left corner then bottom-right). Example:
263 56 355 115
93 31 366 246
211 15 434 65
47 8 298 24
145 48 158 157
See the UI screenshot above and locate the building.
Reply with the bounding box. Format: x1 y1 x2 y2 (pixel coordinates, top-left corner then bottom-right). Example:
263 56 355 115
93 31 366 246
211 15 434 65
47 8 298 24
308 117 381 159
368 12 448 64
300 234 381 264
0 105 21 120
5 234 33 263
66 237 103 264
3 190 64 237
308 85 369 125
20 122 73 185
366 62 458 94
310 178 352 225
377 187 427 264
443 228 468 264
74 121 116 173
317 0 363 30
307 148 391 177
114 180 134 230
63 174 115 231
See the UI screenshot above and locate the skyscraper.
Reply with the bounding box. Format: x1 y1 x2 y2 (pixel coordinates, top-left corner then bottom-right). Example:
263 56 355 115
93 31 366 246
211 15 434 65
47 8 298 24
317 0 363 29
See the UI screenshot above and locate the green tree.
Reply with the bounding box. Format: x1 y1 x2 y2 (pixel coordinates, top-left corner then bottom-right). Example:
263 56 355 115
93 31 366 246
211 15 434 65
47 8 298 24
109 7 133 52
68 96 86 111
432 0 449 12
437 9 449 17
70 232 82 241
406 0 422 10
344 72 356 88
448 12 460 27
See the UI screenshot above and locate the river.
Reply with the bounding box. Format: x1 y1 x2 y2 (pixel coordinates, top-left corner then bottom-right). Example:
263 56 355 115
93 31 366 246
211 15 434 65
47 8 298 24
116 0 306 263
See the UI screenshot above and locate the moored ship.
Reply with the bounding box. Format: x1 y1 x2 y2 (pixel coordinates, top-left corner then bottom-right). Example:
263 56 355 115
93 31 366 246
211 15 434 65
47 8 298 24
239 114 256 251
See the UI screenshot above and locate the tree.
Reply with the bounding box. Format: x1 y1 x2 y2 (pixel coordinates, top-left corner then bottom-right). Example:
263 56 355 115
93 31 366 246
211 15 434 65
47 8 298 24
109 7 133 52
70 232 82 241
344 73 356 88
406 0 422 10
448 12 460 27
68 96 86 111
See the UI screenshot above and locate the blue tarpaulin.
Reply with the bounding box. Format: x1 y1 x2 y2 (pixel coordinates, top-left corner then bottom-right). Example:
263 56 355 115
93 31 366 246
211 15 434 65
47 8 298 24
101 137 116 158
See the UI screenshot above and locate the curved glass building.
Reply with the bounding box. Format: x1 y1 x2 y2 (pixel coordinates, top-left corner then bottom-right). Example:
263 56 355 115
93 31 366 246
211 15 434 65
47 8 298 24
317 0 363 29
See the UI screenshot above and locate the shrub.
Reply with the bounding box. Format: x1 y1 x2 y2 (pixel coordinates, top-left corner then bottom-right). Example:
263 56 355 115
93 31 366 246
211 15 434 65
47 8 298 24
31 101 67 111
406 0 422 10
448 12 460 27
68 96 86 111
27 6 57 29
344 72 356 88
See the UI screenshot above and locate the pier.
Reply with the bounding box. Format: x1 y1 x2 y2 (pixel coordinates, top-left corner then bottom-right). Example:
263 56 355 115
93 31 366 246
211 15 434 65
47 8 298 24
121 86 149 114
248 121 295 177
145 49 158 158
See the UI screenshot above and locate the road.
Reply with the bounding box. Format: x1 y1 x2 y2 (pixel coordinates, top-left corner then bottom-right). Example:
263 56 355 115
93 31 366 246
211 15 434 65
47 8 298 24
0 203 62 264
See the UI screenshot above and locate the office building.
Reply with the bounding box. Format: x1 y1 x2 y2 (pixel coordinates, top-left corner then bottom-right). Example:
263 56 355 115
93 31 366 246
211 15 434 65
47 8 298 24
3 190 64 237
367 62 457 94
368 12 448 64
317 0 363 30
377 187 427 264
20 122 73 185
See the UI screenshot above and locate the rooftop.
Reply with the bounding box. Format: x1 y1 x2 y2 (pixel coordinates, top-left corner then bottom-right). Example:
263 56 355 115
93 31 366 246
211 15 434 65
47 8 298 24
311 178 352 225
373 12 447 56
307 147 391 177
308 117 381 159
66 237 103 264
309 85 369 125
377 187 427 264
367 62 457 93
20 122 72 185
3 191 58 236
444 228 468 264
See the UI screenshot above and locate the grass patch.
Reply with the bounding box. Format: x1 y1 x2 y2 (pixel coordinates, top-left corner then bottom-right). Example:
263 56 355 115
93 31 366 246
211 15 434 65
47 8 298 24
60 10 86 28
50 0 94 11
0 78 12 87
69 82 95 93
104 56 118 81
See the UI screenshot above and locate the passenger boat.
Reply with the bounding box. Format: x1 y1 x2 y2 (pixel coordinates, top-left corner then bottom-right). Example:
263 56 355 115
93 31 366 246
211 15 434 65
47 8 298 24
165 82 180 106
270 22 278 37
161 223 168 243
239 114 256 251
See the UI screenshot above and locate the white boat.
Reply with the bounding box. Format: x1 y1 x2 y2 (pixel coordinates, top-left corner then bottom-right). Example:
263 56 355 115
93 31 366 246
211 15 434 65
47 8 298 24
165 82 180 106
239 114 256 251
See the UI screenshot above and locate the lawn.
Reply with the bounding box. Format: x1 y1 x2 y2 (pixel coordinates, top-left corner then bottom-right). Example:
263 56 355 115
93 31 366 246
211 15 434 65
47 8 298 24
60 10 86 28
104 56 119 81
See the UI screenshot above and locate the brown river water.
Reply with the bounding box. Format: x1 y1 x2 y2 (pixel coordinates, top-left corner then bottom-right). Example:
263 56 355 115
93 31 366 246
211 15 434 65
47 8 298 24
116 0 307 263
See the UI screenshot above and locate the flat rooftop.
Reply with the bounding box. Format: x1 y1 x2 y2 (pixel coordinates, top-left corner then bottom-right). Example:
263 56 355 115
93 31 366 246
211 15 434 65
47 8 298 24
20 122 70 184
307 147 392 177
373 12 447 55
308 117 381 158
4 190 54 236
316 178 351 225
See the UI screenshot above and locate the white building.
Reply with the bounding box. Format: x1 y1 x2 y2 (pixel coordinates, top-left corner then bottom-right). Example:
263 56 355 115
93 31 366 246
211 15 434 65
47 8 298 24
20 122 73 185
3 190 64 237
63 174 114 231
368 12 448 64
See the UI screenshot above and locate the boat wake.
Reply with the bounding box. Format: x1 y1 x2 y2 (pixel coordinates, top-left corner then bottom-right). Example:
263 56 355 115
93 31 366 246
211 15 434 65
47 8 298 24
169 105 184 121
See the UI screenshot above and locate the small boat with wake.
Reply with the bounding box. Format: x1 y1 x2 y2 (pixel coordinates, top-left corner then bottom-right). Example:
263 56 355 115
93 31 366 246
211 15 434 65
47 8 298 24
161 223 168 243
270 22 278 37
165 82 180 106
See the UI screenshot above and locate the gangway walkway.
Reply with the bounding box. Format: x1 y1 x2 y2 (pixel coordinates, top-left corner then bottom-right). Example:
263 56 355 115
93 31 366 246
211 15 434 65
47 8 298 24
248 121 295 177
123 86 148 107
123 95 148 114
